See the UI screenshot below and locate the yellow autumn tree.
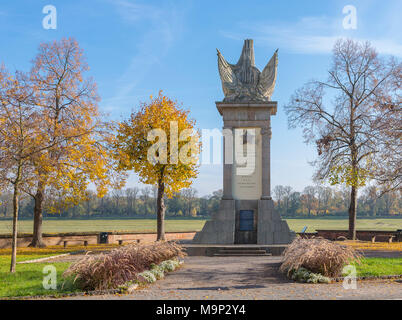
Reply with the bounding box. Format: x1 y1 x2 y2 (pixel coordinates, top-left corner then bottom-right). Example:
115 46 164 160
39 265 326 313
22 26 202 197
27 38 123 247
0 66 48 272
115 92 200 240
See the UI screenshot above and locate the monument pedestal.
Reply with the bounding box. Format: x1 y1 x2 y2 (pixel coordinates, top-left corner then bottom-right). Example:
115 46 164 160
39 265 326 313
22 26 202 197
193 102 296 245
193 200 235 244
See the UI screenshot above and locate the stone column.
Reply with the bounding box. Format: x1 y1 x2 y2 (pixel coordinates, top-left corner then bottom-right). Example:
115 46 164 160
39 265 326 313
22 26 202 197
222 127 233 200
261 124 272 200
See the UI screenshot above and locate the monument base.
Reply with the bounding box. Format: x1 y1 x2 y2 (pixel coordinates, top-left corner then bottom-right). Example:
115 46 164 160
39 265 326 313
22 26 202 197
192 200 235 244
193 199 296 245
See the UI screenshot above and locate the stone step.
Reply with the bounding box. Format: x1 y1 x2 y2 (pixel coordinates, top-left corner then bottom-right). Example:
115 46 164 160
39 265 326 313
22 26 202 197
214 248 272 256
218 249 268 254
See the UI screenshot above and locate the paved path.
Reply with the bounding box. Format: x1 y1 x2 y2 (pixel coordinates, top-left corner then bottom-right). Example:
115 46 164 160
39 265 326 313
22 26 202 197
65 256 402 300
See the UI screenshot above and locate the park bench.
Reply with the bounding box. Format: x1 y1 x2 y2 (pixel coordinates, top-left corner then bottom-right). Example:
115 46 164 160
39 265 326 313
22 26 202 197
299 226 308 238
117 239 141 245
396 230 402 242
371 235 395 243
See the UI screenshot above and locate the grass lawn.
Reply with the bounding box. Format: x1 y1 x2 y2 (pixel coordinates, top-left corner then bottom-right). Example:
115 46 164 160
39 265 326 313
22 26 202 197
285 218 402 233
0 254 76 298
0 218 401 235
0 219 205 234
353 258 402 277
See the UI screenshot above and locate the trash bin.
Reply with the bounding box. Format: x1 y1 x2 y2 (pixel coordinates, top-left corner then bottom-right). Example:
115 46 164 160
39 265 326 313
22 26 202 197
99 232 109 244
396 230 402 242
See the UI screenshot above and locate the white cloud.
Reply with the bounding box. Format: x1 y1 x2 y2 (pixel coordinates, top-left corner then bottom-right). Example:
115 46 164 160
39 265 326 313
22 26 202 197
103 0 186 111
221 13 402 57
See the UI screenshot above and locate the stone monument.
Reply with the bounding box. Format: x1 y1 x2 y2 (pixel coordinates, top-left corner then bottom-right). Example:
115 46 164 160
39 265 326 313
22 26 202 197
193 39 295 245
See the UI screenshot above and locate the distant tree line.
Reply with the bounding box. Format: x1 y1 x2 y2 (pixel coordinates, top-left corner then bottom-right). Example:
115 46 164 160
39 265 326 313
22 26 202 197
0 185 399 219
273 185 401 217
0 188 222 219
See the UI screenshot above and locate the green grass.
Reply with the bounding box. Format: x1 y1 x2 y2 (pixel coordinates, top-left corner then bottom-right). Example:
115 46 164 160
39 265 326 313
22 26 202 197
0 255 77 298
0 218 401 235
0 219 205 234
285 218 402 233
352 258 402 277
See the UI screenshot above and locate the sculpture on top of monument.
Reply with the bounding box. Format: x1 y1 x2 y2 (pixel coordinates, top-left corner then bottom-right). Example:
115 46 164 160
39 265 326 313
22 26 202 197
217 39 278 103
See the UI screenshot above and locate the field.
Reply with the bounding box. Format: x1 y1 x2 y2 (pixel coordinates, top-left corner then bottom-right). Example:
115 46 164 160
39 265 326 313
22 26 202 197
0 218 401 235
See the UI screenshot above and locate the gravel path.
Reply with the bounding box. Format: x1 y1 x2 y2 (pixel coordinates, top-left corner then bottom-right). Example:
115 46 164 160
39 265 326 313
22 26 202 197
64 256 402 300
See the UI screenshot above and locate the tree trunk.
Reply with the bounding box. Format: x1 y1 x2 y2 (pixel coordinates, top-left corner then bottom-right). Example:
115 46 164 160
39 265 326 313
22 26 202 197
348 186 358 240
156 179 166 241
10 182 20 273
29 186 45 248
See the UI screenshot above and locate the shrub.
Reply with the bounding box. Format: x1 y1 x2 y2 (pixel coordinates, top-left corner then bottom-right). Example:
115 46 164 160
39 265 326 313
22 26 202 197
150 264 165 280
290 268 331 284
280 238 361 277
63 241 185 291
138 270 157 283
159 259 180 272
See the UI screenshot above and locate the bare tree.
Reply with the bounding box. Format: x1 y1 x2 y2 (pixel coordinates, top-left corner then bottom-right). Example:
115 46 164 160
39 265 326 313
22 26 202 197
140 187 151 215
125 187 139 215
302 186 316 217
273 185 285 211
316 185 332 215
285 39 401 239
181 188 198 217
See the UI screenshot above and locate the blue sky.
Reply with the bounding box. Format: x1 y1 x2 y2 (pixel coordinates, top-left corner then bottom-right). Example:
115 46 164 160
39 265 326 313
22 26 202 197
0 0 401 196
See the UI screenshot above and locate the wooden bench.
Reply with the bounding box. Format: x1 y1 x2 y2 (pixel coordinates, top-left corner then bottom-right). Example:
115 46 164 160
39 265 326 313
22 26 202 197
117 239 141 245
63 240 89 248
371 235 395 243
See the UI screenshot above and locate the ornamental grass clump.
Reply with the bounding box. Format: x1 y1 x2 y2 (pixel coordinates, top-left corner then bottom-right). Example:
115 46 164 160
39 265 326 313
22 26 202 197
280 238 361 278
63 241 185 291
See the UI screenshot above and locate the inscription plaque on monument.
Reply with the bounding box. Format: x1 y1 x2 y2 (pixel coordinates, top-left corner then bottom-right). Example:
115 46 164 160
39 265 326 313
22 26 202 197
239 210 255 231
232 128 262 200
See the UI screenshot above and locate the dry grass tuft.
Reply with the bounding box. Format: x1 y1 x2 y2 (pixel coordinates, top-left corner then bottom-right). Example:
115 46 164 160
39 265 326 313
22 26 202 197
280 238 361 277
63 241 185 291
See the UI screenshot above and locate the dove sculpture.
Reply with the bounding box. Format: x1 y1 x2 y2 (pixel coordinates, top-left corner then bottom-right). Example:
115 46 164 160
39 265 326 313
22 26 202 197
217 39 278 102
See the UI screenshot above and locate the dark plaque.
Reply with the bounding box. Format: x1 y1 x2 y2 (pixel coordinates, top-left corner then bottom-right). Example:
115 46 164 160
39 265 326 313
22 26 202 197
239 210 254 231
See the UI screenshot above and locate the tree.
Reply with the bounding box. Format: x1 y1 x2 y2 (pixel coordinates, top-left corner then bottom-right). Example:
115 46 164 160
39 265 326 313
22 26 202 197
303 186 316 217
273 185 286 213
140 186 151 215
316 185 332 215
285 39 401 239
181 188 198 217
125 187 139 215
114 92 200 240
283 186 293 216
27 38 117 247
0 67 45 271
